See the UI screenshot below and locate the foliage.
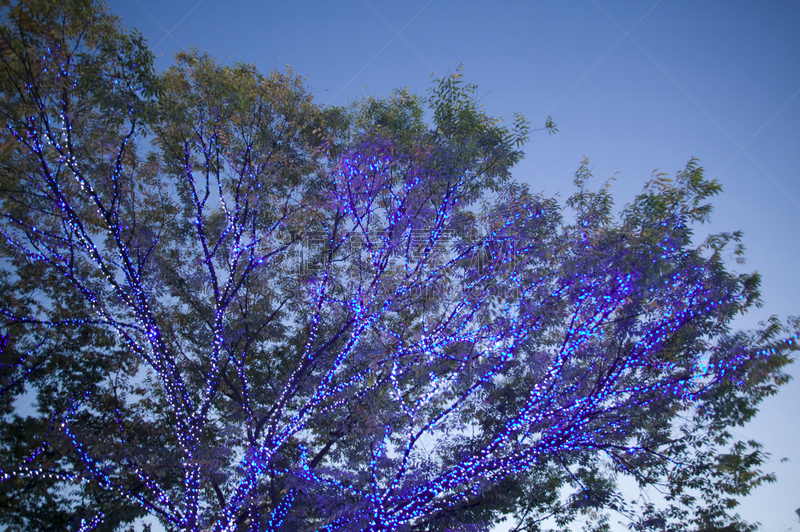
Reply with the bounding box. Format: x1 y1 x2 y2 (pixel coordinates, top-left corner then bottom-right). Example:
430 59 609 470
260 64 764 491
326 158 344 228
0 1 796 531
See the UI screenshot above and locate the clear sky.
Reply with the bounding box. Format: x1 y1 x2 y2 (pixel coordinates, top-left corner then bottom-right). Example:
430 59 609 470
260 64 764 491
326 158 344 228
105 1 800 530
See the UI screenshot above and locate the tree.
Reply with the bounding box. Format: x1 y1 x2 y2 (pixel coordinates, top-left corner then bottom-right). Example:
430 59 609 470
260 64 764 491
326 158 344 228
0 1 796 531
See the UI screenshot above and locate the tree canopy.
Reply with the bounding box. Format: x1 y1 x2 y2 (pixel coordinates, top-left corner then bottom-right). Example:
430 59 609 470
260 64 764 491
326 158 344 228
0 1 796 531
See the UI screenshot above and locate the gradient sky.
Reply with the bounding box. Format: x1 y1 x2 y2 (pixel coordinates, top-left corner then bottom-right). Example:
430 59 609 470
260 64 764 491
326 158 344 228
104 1 800 530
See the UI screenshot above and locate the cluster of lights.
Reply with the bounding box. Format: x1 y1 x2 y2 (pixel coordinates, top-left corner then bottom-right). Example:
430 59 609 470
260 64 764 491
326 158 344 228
1 31 796 532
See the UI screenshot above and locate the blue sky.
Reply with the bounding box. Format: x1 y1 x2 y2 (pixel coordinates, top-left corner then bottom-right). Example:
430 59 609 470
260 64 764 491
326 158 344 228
106 1 800 529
